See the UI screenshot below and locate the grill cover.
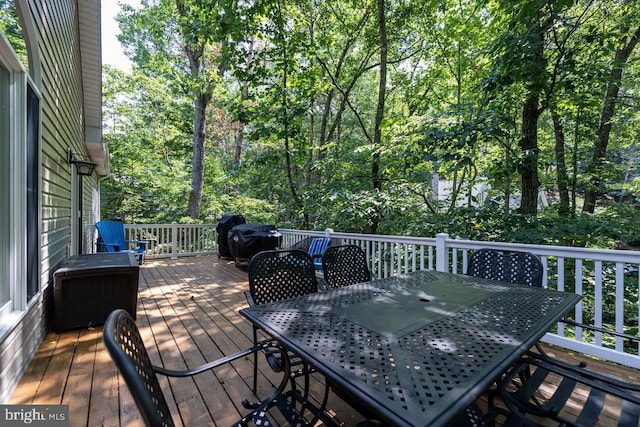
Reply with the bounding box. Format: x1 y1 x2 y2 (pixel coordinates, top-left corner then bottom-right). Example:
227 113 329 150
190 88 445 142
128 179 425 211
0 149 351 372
228 223 282 262
216 214 246 258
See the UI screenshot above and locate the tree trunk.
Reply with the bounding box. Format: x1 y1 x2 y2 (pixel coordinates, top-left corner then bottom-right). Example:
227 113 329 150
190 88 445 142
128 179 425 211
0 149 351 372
583 25 640 213
176 0 214 220
188 93 210 218
517 15 548 216
552 108 570 216
370 0 387 234
518 94 541 215
233 37 255 171
234 128 243 168
234 82 248 169
571 108 580 216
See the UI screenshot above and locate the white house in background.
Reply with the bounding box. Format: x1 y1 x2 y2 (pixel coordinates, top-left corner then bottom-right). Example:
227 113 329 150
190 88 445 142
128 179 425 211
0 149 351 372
0 0 106 402
434 178 489 207
432 174 549 209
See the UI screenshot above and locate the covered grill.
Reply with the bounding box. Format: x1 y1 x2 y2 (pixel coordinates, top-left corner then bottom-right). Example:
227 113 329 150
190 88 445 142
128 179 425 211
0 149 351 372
228 223 282 266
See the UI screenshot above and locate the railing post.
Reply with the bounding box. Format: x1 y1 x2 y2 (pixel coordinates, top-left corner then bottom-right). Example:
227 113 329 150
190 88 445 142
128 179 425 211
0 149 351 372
436 233 449 272
171 222 178 259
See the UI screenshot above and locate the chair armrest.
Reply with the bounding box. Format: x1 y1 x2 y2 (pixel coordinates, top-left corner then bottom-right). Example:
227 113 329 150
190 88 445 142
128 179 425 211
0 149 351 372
126 239 151 250
560 319 640 342
245 290 256 306
153 339 281 377
99 242 122 251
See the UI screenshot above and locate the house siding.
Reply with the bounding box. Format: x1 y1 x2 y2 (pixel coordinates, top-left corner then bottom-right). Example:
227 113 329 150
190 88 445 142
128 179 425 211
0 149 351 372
0 0 101 402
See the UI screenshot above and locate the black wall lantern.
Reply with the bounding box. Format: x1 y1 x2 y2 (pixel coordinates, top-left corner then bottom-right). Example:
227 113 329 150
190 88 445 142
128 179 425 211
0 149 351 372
67 148 97 176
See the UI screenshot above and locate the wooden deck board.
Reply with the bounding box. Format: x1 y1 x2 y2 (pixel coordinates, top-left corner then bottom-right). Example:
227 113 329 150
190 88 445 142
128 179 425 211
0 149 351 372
9 255 639 426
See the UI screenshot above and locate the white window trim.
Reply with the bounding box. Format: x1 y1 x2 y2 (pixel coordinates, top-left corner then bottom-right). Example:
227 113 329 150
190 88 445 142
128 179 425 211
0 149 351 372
1 31 28 320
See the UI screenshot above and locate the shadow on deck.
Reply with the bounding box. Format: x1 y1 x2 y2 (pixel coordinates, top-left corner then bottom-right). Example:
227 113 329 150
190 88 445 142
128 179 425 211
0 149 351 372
9 256 639 426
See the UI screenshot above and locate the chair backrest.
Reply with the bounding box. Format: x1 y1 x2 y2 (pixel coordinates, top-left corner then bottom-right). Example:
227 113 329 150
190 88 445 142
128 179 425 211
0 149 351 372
96 220 127 252
466 248 543 287
248 249 318 305
103 309 174 427
308 238 331 270
308 238 330 257
322 245 372 289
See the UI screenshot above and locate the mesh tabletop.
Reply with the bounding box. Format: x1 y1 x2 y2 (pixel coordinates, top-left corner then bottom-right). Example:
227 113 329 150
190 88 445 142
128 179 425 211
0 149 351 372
240 270 581 427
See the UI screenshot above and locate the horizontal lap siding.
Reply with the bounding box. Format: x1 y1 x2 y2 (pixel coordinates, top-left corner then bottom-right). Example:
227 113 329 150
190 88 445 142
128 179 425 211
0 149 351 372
31 0 80 270
34 0 84 282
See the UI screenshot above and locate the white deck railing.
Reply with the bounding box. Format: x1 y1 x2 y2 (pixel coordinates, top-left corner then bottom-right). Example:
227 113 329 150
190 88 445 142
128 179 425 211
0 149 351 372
124 222 218 259
122 224 640 369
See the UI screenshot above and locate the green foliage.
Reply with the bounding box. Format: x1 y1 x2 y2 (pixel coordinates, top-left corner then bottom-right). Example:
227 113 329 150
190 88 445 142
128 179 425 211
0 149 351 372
102 0 640 351
360 202 640 251
0 1 27 65
200 194 277 225
101 66 192 223
104 0 640 242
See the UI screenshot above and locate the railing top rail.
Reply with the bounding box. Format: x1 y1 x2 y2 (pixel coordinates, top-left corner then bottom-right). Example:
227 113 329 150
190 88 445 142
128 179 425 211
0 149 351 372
447 238 640 262
280 229 640 263
123 225 640 263
278 229 437 246
124 223 217 228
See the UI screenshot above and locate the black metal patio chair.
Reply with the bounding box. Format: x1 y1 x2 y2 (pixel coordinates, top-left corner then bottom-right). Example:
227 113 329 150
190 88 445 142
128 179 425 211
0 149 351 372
245 249 321 406
321 245 372 289
103 309 311 427
247 249 319 306
466 248 545 407
499 349 640 427
466 248 543 287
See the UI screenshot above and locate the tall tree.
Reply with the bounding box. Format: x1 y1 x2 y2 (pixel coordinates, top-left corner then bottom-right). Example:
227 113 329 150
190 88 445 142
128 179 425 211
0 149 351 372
118 0 229 219
370 0 387 233
487 0 595 215
583 16 640 212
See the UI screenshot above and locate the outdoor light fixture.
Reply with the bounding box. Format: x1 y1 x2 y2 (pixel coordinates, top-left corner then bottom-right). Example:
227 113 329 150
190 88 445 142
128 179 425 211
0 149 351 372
67 148 97 176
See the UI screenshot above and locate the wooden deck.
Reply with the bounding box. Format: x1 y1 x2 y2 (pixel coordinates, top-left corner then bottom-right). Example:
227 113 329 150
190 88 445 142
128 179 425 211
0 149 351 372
9 256 640 426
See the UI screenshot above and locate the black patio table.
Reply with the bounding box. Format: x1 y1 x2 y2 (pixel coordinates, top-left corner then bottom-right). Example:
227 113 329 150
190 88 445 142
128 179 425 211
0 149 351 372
240 269 581 426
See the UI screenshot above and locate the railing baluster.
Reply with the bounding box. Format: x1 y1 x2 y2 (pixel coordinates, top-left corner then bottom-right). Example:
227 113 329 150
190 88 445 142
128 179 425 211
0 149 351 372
616 262 625 352
595 260 603 347
557 257 565 337
575 258 584 342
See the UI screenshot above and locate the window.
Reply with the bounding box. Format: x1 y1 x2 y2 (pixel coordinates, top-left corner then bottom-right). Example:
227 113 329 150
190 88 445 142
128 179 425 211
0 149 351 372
0 7 35 322
26 78 39 301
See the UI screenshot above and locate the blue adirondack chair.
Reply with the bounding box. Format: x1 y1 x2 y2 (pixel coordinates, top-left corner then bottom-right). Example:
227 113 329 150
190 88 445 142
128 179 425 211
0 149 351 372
308 237 330 270
96 220 148 264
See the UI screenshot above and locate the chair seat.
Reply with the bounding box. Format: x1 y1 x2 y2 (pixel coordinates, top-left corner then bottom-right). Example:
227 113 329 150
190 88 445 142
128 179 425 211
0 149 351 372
500 350 640 427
